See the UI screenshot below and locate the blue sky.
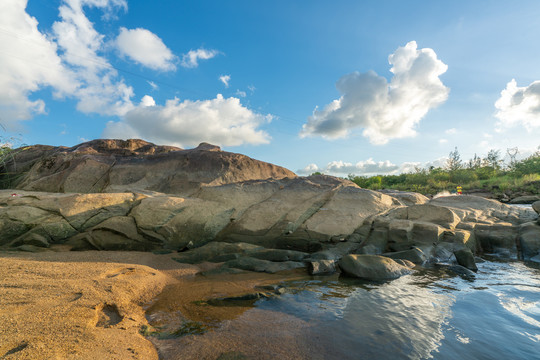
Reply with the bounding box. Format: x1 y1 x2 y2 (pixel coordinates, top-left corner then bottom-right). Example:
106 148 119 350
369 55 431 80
1 0 540 176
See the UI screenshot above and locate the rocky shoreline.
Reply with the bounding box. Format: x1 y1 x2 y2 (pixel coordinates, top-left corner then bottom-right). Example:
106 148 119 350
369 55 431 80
1 139 540 278
1 139 540 358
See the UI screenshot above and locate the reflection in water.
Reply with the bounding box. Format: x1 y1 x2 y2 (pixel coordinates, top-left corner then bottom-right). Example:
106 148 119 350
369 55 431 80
258 276 455 359
147 260 540 360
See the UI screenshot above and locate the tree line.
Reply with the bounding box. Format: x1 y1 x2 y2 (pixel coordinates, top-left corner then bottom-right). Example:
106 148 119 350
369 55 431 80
342 147 540 195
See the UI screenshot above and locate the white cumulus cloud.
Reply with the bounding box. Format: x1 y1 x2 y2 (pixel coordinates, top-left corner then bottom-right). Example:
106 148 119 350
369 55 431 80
53 0 134 116
300 41 449 144
0 0 76 128
181 48 219 68
495 79 540 131
115 27 176 71
219 75 231 88
102 94 271 147
297 163 321 175
297 158 399 176
140 95 156 107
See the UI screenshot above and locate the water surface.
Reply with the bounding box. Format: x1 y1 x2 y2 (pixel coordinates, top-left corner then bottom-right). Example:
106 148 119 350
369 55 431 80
148 259 540 359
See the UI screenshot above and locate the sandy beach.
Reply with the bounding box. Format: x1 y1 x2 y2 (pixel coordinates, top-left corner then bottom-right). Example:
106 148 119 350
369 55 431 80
0 249 200 359
0 249 310 359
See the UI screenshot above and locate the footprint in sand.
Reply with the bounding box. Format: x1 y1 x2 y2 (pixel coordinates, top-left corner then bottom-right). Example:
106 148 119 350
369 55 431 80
95 303 123 328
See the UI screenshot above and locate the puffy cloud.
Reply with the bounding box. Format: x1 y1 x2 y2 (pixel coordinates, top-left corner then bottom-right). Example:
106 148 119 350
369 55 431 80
219 75 231 88
115 27 176 71
0 0 76 128
102 94 271 147
297 163 320 175
298 158 399 176
326 159 399 175
299 156 450 176
495 79 540 130
0 0 157 128
53 0 134 116
181 48 219 68
300 41 449 144
140 95 156 107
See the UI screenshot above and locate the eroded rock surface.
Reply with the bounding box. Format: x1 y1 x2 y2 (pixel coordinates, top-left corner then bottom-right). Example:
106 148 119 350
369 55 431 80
1 139 539 277
1 139 296 195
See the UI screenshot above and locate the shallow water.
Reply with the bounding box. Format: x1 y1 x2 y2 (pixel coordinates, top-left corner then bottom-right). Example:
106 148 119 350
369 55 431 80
148 259 540 359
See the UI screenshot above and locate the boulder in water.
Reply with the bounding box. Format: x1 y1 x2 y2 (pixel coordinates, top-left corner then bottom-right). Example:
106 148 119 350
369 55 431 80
338 254 412 281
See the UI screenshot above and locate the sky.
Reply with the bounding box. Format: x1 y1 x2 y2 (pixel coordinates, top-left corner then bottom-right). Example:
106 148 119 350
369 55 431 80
1 0 540 177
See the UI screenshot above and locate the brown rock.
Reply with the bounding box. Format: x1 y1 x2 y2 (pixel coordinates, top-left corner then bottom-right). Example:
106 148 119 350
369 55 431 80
2 139 296 195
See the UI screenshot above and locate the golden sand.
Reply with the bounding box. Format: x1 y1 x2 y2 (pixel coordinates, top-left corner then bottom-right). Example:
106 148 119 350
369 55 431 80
0 250 312 359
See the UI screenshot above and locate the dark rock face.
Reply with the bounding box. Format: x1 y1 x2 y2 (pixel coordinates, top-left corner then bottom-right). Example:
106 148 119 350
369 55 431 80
0 139 296 195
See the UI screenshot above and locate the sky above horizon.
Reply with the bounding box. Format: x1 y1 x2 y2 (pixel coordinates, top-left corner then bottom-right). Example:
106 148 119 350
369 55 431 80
1 0 540 176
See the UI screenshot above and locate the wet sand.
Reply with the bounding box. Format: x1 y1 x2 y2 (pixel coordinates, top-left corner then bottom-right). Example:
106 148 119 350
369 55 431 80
0 249 312 359
0 250 198 359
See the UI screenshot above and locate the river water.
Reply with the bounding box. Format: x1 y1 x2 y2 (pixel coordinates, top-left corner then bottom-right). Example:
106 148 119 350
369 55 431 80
256 258 540 359
147 257 540 359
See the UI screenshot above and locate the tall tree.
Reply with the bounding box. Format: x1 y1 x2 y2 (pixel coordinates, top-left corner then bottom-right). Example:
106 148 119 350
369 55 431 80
446 147 462 171
485 149 501 170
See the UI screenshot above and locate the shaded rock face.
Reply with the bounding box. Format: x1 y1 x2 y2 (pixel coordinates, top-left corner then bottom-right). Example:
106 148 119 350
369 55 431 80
1 139 296 195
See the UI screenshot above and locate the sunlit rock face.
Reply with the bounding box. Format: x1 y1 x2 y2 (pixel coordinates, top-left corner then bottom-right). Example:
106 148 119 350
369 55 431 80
0 139 296 195
0 176 398 252
1 139 538 262
359 195 538 260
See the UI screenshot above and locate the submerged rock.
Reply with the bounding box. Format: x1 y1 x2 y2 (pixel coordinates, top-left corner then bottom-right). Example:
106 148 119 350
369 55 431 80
338 254 412 281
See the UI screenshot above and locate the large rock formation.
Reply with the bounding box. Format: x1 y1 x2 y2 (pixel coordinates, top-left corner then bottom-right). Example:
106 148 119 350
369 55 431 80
1 139 539 275
0 139 296 195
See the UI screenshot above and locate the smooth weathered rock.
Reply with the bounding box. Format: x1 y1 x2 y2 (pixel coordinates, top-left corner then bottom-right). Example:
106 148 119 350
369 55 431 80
392 259 415 268
384 204 460 229
383 247 426 264
248 249 308 262
308 260 337 275
431 243 456 263
223 257 305 273
517 222 540 260
173 242 264 264
532 201 540 215
1 140 296 195
440 229 476 252
509 195 540 204
10 232 50 248
309 241 362 261
16 244 52 252
378 190 430 206
475 223 517 253
360 228 388 254
454 248 478 272
217 176 396 248
338 254 412 281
